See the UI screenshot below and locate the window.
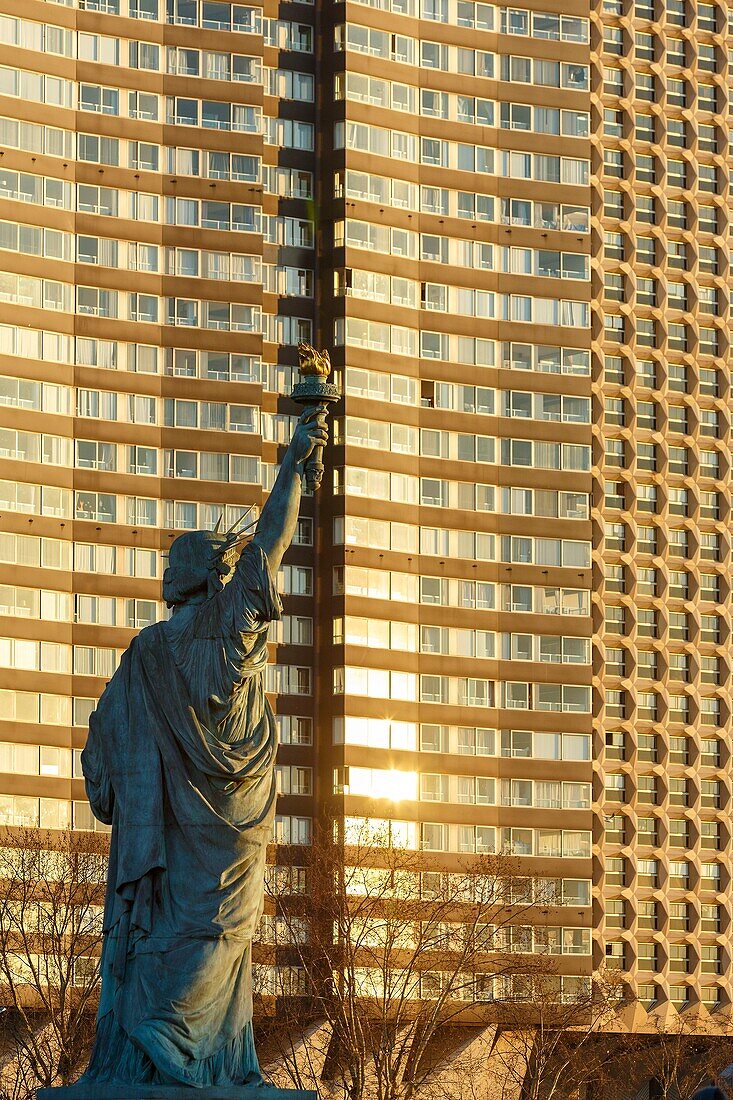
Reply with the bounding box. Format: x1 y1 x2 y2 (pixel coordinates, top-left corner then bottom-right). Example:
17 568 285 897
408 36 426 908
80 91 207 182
604 150 623 178
668 815 689 846
666 447 686 477
668 241 687 270
697 43 718 72
700 779 721 810
636 237 655 265
700 614 720 645
701 903 720 933
698 2 716 28
636 319 655 348
667 782 689 813
605 109 623 138
667 323 687 352
667 79 686 110
635 32 654 59
638 902 658 932
603 937 625 972
604 233 624 261
699 408 720 437
635 72 654 100
605 481 624 510
604 190 623 219
635 115 654 143
637 610 656 639
606 522 625 551
636 943 658 971
668 489 688 518
636 156 655 184
701 821 721 850
606 900 625 929
606 566 624 593
604 26 623 53
637 859 658 886
80 84 119 115
606 858 625 887
636 360 655 388
698 206 717 234
636 444 656 473
637 692 657 721
637 777 658 805
637 484 656 514
699 368 719 396
604 398 625 426
668 943 690 973
605 774 626 802
700 656 721 687
700 573 720 602
605 436 624 464
603 269 620 297
668 200 686 229
603 315 625 345
605 607 625 635
605 690 625 719
637 735 657 763
637 818 657 846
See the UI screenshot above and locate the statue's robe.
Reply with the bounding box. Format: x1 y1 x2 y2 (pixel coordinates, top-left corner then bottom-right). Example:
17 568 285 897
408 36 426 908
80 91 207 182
80 542 281 1087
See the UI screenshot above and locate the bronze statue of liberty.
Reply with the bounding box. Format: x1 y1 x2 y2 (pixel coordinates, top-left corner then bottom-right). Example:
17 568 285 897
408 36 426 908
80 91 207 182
75 399 328 1092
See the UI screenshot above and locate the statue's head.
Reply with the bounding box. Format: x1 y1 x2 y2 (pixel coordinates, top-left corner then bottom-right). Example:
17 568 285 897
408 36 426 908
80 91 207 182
162 511 255 609
162 530 231 609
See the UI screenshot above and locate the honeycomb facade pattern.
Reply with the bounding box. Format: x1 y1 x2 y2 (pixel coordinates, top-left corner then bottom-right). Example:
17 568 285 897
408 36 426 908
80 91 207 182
591 0 732 1015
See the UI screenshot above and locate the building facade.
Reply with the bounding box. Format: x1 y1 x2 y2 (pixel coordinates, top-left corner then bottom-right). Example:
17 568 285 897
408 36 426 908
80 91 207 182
0 0 319 851
320 0 595 1007
0 0 728 1032
593 0 730 1015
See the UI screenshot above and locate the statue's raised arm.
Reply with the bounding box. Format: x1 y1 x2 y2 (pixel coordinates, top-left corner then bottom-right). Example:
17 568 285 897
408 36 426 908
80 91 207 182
253 404 328 574
71 392 331 1098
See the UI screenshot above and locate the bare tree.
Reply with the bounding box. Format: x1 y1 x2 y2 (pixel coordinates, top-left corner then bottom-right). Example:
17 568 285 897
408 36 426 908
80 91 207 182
632 1015 733 1100
491 969 624 1100
256 822 554 1100
0 828 107 1099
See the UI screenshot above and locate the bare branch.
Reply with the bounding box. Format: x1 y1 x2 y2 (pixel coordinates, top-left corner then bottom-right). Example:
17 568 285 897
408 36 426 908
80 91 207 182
0 828 106 1095
257 822 555 1100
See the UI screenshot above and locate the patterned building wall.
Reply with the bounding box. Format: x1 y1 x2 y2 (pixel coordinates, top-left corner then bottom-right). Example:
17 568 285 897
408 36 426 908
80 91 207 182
591 0 732 1012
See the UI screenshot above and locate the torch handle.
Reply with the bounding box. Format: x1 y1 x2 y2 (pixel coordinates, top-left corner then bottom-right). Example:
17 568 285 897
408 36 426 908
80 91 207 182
302 400 330 493
304 446 324 492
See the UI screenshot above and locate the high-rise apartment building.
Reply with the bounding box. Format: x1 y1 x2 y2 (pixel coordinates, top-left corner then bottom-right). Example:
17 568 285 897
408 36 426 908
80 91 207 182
0 0 728 1049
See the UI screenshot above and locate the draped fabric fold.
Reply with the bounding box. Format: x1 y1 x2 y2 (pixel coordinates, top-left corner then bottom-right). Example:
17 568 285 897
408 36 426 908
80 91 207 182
80 542 281 1088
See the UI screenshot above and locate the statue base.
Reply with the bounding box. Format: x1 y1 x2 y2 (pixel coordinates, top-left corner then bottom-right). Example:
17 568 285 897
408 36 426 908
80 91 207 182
38 1087 316 1100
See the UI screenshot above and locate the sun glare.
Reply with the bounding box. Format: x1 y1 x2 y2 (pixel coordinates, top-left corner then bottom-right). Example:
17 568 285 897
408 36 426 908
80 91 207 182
348 767 419 802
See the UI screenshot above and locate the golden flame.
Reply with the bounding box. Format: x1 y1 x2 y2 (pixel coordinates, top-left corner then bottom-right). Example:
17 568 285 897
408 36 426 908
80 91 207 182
297 341 331 378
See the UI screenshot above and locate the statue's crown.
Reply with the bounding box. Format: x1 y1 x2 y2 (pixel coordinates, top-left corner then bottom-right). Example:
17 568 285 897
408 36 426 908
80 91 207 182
297 342 331 378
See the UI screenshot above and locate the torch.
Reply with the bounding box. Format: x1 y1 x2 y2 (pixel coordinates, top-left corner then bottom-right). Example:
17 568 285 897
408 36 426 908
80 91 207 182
291 342 340 492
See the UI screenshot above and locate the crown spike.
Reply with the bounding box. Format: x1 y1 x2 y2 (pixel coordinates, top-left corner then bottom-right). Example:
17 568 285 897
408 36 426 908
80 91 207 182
229 523 257 545
213 513 224 534
225 505 255 539
208 516 258 568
